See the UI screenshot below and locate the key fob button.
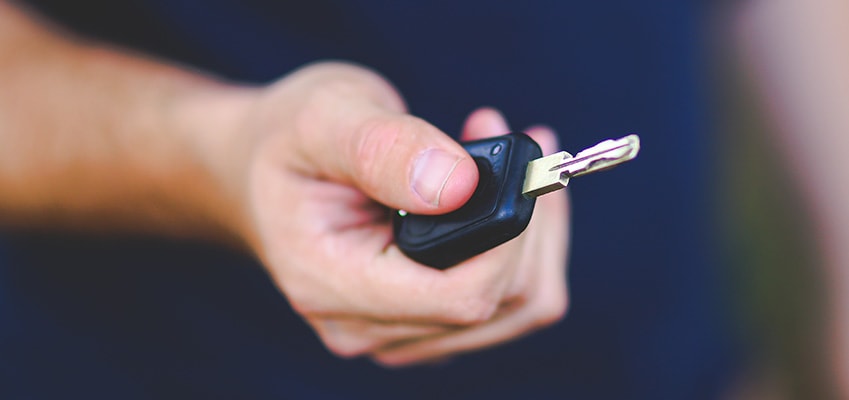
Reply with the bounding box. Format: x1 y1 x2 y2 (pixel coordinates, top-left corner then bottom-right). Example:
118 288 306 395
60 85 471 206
404 216 436 237
393 133 542 269
397 157 496 245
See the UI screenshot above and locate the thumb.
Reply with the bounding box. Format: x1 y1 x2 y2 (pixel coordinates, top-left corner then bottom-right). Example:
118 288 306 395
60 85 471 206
305 106 479 214
284 63 477 213
351 113 479 214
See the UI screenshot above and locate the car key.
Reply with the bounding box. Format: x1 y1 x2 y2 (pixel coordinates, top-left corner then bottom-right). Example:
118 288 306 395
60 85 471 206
393 133 640 269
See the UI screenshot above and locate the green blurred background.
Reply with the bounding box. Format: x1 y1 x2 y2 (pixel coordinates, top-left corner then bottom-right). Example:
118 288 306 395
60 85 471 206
715 13 834 395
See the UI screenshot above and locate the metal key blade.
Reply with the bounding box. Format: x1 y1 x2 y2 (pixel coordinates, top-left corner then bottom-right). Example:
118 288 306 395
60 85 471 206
522 134 640 198
560 134 640 178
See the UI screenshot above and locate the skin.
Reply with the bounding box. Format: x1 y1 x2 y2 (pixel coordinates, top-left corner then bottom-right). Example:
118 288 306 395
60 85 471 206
0 1 569 366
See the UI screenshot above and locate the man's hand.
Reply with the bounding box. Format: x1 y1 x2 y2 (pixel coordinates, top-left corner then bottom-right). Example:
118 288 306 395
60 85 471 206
0 1 569 366
204 63 571 365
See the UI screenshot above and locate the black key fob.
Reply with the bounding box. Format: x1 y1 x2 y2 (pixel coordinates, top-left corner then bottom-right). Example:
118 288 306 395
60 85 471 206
393 133 542 269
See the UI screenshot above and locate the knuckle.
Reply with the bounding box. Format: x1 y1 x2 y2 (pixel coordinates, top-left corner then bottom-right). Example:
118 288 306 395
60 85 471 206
296 62 403 110
439 270 508 325
307 61 386 86
532 293 569 328
349 115 430 190
298 78 358 122
287 297 318 317
351 117 403 179
449 295 499 325
321 63 404 110
320 333 375 359
278 281 321 317
284 285 335 320
372 354 407 368
324 341 366 359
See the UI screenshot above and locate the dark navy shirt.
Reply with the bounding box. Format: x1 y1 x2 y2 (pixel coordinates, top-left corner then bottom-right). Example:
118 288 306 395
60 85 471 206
2 1 737 399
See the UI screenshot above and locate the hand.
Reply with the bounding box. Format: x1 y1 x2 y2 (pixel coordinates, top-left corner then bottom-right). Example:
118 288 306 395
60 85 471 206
209 62 570 366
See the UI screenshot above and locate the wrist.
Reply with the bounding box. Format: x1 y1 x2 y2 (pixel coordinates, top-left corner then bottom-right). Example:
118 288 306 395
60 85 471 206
165 79 261 246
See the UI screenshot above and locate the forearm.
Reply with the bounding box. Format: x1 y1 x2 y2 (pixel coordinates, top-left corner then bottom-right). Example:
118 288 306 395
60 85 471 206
0 1 255 240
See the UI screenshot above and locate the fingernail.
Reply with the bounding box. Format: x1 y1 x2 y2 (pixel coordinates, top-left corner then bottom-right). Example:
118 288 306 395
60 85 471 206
411 149 462 207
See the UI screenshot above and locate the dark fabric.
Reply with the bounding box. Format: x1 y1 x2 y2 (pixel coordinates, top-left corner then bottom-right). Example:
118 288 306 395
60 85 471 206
2 1 738 399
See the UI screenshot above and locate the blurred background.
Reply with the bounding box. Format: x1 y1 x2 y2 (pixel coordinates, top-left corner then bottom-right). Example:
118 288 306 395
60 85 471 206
714 1 839 398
